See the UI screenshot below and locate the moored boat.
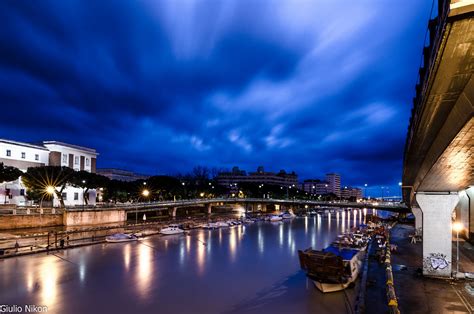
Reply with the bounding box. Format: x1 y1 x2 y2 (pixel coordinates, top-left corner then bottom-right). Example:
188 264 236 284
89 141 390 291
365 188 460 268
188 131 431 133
269 215 282 222
298 246 364 293
281 212 296 219
160 224 185 235
106 233 139 243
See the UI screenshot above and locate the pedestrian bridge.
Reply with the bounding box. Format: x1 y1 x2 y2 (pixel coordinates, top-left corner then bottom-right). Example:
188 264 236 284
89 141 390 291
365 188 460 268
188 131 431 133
402 0 474 277
105 198 408 215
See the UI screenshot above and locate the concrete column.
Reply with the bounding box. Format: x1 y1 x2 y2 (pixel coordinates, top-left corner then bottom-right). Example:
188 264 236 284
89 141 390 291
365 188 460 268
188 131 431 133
416 193 459 277
207 203 212 215
169 207 177 218
412 206 423 233
262 203 267 212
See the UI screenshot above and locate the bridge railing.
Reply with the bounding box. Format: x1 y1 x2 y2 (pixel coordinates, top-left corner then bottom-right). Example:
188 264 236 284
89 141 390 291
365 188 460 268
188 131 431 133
405 0 451 159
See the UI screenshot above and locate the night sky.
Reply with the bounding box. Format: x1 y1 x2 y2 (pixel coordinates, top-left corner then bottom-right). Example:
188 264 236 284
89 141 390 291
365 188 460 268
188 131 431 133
0 1 434 195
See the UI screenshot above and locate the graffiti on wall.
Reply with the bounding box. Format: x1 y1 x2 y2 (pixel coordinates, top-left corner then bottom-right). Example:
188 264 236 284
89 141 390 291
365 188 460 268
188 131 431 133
423 253 450 272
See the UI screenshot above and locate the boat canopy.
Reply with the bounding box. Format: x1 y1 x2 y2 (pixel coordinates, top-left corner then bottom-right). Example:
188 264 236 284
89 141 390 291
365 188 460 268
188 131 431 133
323 246 359 261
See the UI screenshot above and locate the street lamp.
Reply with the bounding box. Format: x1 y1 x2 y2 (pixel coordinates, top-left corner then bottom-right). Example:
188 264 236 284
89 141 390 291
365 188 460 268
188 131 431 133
81 180 86 210
398 182 402 200
453 222 463 277
364 183 368 199
41 186 55 214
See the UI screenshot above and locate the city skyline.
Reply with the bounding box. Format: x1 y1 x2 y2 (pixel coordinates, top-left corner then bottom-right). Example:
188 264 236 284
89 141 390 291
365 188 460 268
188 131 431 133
0 1 434 190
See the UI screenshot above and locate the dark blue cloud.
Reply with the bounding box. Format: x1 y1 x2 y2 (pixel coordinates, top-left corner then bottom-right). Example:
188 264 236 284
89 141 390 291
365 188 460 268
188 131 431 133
0 0 433 193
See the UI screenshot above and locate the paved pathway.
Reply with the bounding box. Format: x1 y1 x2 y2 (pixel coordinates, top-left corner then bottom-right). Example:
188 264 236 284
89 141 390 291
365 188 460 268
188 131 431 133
390 224 474 313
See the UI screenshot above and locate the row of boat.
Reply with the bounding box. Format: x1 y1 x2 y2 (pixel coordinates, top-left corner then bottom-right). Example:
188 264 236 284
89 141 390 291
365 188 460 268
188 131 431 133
105 211 298 242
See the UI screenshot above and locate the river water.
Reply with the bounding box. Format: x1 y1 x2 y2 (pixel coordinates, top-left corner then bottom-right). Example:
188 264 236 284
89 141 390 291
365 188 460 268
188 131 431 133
0 210 371 314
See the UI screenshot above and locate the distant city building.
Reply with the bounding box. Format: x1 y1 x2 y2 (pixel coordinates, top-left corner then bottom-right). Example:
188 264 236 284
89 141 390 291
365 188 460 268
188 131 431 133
325 173 341 197
340 186 362 200
0 138 98 206
301 179 329 195
97 168 150 182
216 166 298 187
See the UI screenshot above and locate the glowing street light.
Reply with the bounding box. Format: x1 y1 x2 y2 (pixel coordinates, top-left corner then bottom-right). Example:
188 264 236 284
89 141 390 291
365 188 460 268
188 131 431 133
142 189 150 197
453 222 464 277
46 186 55 195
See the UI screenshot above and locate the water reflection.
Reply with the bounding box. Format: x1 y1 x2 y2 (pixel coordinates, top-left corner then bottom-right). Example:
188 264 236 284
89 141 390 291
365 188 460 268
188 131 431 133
2 211 363 314
136 244 153 299
229 227 237 262
197 233 206 275
124 244 131 271
39 259 58 306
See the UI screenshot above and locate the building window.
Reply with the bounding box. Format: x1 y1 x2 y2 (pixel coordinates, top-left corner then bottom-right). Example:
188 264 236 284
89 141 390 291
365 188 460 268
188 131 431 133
20 189 25 196
62 192 67 200
6 150 11 157
74 192 79 200
86 158 90 166
75 156 79 165
62 154 67 163
35 154 39 161
21 152 25 159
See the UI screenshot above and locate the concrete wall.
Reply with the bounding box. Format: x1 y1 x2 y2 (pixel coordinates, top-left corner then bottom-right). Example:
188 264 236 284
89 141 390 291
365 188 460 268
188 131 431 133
0 214 62 230
456 187 472 239
63 209 126 226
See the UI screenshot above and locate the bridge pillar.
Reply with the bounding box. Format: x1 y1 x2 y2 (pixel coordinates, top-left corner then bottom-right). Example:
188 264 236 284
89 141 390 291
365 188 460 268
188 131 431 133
169 207 177 218
416 193 459 277
412 206 423 232
262 203 267 212
207 203 212 215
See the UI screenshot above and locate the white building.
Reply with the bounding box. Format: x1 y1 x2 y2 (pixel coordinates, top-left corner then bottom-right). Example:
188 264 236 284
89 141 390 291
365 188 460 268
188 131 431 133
0 139 98 207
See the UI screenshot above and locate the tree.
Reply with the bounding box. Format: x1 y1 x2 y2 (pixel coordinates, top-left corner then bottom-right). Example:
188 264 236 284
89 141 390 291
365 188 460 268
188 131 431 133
69 171 109 205
0 163 23 183
22 166 74 208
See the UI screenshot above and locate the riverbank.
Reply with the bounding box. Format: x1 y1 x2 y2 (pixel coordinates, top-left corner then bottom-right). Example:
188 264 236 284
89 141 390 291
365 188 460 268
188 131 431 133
366 223 474 313
0 213 242 259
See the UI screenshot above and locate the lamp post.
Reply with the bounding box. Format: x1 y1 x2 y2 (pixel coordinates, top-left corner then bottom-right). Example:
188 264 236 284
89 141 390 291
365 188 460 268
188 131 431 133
453 222 463 277
41 186 55 214
140 189 150 224
364 183 368 199
398 182 402 200
81 180 86 210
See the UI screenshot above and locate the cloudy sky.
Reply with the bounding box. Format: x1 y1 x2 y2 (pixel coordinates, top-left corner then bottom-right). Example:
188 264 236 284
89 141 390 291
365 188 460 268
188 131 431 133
0 0 434 194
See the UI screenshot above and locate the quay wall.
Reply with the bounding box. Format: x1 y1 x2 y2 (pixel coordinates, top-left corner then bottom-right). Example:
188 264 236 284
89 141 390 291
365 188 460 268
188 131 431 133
63 209 126 226
0 214 63 230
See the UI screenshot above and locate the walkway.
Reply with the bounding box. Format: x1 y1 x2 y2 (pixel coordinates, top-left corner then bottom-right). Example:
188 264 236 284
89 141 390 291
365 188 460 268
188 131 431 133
367 223 474 313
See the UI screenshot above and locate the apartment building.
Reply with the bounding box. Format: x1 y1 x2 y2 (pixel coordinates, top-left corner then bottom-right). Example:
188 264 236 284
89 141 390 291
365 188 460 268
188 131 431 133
216 166 298 187
0 139 98 206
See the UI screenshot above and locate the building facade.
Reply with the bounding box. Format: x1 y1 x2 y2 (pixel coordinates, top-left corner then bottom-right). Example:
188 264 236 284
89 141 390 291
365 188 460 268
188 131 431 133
340 187 362 200
0 139 98 207
325 173 341 197
216 166 298 187
301 179 329 195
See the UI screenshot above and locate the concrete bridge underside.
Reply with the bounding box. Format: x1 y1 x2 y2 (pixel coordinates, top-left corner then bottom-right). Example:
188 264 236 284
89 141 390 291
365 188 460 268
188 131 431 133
402 1 474 277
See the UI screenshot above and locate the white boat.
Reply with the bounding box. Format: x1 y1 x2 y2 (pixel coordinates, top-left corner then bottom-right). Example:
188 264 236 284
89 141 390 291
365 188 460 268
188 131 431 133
106 233 139 243
281 212 296 219
269 215 282 222
214 221 229 228
160 224 185 235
